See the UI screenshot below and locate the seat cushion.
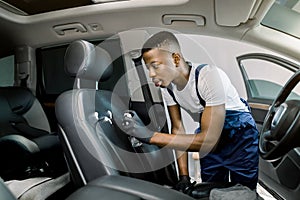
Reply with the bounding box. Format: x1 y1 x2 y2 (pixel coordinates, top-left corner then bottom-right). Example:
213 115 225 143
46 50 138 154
67 175 194 200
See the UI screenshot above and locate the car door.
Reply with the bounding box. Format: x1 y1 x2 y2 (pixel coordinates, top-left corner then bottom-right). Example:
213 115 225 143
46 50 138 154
237 53 300 200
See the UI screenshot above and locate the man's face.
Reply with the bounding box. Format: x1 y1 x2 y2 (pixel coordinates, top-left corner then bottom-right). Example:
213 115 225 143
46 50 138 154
142 48 177 88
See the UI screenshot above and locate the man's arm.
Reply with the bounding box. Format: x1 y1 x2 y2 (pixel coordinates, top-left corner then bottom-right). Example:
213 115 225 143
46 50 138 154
167 105 188 176
122 104 225 152
150 104 225 154
167 104 193 191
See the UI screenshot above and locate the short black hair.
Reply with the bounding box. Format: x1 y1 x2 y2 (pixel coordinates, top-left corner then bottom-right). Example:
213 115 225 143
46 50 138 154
141 31 180 55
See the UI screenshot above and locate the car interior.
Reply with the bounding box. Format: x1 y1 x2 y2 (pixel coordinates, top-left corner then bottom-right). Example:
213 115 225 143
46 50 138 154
0 0 300 199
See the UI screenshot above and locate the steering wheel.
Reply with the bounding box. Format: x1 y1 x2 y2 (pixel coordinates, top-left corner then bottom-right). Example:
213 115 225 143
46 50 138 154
259 70 300 161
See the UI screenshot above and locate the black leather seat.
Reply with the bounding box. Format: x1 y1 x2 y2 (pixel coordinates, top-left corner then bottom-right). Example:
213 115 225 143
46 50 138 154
0 175 194 200
66 175 194 200
0 87 50 138
55 40 178 188
0 86 66 180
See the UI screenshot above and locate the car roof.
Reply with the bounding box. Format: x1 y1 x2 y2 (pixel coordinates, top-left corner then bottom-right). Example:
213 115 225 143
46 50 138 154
0 0 299 61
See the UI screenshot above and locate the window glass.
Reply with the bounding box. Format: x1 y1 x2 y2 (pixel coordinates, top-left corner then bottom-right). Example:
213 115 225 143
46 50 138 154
40 45 74 95
38 38 127 97
0 55 14 86
262 0 300 39
290 83 300 100
241 58 300 100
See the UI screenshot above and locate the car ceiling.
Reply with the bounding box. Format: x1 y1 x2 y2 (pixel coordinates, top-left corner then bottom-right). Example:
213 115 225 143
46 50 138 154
0 0 299 61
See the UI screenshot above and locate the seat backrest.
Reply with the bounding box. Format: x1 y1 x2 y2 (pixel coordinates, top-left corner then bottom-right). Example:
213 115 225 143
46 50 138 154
55 40 177 188
56 40 116 186
0 86 51 138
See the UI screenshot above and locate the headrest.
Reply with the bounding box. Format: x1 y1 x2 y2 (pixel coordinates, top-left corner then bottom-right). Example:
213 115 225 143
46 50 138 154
64 40 113 82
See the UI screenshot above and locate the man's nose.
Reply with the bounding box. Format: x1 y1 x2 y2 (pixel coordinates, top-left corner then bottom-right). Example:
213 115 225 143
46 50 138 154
149 68 156 78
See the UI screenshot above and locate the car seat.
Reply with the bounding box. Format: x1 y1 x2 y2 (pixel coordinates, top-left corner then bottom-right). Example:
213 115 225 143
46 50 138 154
0 175 194 200
0 86 66 180
55 40 178 188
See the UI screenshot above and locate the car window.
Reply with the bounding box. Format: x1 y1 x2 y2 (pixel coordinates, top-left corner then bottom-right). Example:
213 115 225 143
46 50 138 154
38 45 75 95
238 54 300 102
0 55 14 86
262 0 300 39
36 38 127 98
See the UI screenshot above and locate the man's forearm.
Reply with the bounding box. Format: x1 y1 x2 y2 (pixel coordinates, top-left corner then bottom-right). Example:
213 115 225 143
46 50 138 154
149 132 203 151
176 151 189 176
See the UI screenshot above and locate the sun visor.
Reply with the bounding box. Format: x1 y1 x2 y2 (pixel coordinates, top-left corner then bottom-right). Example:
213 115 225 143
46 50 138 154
215 0 261 26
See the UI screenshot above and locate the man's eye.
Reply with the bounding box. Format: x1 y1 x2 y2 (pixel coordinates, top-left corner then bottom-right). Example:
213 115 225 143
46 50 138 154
152 64 159 69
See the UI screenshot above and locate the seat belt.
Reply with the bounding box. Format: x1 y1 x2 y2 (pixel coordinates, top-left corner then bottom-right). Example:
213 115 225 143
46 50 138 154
20 75 29 88
15 46 33 88
131 56 162 132
130 55 179 185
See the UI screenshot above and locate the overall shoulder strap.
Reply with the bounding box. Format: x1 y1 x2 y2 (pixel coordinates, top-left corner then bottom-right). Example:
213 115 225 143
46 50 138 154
195 64 207 107
167 64 207 107
167 86 178 105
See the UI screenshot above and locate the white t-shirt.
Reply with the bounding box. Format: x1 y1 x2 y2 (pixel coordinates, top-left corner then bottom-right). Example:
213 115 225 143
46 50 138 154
161 64 248 117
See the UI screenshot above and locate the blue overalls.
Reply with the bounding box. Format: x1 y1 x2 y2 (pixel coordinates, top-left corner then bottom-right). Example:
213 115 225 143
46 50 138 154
195 99 259 190
168 64 259 190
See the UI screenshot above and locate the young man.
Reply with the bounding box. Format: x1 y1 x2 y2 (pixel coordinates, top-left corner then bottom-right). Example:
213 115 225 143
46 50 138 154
122 31 259 190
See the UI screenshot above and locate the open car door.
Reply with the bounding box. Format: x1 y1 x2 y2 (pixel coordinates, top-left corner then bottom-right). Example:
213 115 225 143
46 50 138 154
237 53 300 200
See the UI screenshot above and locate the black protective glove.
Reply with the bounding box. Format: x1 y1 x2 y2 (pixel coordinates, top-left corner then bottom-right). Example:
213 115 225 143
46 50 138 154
122 110 154 143
174 175 195 193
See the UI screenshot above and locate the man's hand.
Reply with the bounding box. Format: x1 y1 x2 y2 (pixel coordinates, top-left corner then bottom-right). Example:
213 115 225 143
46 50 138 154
122 110 154 143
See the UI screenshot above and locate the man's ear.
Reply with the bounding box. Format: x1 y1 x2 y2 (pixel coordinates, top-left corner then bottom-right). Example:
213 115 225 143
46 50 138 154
172 53 180 65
